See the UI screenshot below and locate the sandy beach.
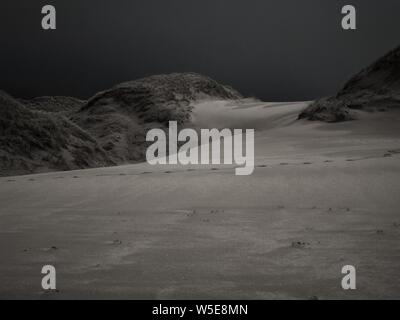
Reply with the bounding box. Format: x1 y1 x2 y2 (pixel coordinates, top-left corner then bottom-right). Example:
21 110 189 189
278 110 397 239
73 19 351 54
1 99 400 299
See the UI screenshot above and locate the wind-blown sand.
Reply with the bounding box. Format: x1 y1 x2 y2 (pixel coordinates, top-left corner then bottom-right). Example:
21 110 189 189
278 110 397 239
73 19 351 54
1 100 400 299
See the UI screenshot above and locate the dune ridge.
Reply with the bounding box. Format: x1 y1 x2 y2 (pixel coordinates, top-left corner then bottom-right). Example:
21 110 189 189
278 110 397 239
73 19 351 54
299 45 400 122
0 73 242 176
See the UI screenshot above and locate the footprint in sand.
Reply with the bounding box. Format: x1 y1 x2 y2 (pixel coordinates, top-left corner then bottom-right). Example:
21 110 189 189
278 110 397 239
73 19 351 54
291 241 311 249
109 239 122 245
257 165 267 168
42 246 59 252
186 210 197 217
73 176 79 179
211 168 219 171
388 149 400 155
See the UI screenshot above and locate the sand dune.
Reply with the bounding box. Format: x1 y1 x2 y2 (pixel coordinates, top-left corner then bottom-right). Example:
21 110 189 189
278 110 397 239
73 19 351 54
0 73 242 176
1 99 400 299
300 45 400 122
191 99 307 130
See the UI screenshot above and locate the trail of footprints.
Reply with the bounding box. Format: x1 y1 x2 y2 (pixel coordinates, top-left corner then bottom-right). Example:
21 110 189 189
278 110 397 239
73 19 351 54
4 147 399 183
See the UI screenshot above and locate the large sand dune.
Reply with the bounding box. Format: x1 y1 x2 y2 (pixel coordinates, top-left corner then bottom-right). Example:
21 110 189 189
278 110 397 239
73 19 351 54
1 99 400 299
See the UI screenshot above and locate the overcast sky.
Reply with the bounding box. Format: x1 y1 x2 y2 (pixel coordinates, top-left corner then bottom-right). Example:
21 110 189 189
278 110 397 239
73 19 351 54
1 0 399 101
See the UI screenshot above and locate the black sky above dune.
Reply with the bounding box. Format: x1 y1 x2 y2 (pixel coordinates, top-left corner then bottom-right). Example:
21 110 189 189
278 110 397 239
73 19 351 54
1 0 399 101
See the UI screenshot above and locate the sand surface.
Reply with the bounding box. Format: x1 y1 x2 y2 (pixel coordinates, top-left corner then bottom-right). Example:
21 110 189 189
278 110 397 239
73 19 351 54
1 100 400 299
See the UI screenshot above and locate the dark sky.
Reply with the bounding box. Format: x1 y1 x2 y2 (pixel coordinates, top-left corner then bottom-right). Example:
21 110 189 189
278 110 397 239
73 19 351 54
1 0 399 101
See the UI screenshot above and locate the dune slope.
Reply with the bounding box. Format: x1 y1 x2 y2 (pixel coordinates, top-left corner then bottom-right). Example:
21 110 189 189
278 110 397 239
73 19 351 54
300 45 400 122
0 73 242 176
0 91 112 176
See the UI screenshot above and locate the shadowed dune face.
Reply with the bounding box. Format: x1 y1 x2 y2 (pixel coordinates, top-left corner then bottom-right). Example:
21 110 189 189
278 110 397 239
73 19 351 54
82 73 242 124
18 96 85 114
0 91 112 176
0 73 243 176
339 45 400 96
300 45 400 122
